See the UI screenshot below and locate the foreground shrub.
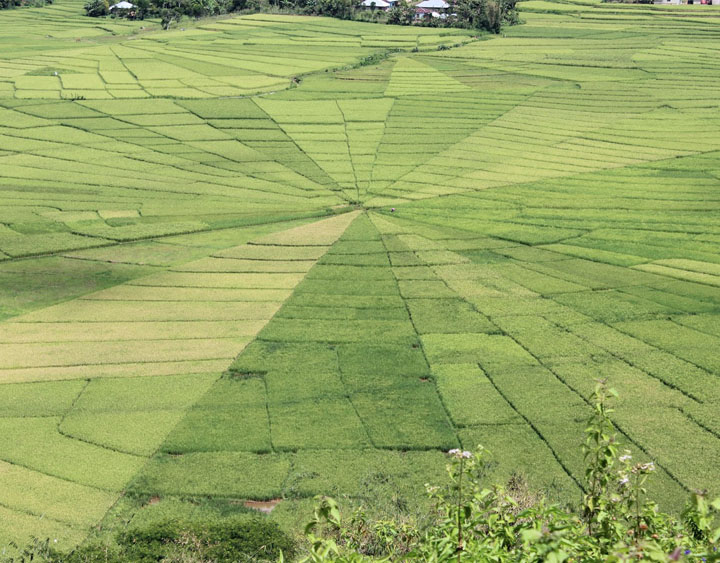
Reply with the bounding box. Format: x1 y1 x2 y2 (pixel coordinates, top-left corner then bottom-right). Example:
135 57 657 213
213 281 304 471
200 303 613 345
118 517 296 562
3 517 295 563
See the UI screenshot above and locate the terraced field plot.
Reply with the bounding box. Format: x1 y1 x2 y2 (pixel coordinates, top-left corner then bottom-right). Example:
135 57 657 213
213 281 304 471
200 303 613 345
1 0 719 551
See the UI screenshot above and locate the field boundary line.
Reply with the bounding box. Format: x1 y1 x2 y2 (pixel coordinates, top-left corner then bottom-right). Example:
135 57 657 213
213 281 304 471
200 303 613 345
481 365 584 492
333 346 376 448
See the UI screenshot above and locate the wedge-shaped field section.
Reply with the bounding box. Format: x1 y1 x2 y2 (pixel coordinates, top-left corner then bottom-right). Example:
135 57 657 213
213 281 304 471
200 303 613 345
254 98 394 201
0 211 357 548
368 212 720 508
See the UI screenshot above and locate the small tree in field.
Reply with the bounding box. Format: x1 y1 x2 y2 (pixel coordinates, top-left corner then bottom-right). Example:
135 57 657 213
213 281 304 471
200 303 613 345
84 0 109 16
387 1 413 25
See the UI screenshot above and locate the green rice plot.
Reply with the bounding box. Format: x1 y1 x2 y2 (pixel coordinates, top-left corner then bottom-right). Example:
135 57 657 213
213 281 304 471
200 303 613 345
407 299 498 334
492 315 603 363
421 333 538 369
286 449 448 498
432 364 521 427
60 410 187 457
552 290 675 323
71 374 217 412
0 380 85 417
613 405 720 497
131 452 290 499
270 398 371 451
0 504 84 553
479 366 590 483
163 406 272 454
0 460 116 529
56 375 218 456
614 320 720 375
458 424 580 498
0 417 145 491
230 340 338 376
162 378 272 454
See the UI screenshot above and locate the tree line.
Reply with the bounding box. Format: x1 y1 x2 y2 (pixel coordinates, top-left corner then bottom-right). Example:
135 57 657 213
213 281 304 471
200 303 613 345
1 0 51 9
83 0 519 33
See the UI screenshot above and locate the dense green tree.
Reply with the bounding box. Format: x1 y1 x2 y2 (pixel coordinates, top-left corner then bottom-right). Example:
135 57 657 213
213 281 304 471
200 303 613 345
453 0 502 32
81 0 516 33
134 0 149 17
316 0 354 17
386 1 414 25
2 0 51 8
84 0 109 16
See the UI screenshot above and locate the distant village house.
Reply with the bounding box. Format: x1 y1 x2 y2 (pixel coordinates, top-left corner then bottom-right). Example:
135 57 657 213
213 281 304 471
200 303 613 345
360 0 392 10
414 0 449 18
109 1 136 17
654 0 720 4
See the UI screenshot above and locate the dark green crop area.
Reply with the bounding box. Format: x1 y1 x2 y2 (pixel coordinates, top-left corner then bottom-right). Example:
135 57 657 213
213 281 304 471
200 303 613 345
0 0 719 552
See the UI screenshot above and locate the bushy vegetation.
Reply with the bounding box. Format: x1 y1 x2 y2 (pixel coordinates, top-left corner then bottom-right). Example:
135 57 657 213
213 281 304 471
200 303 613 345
1 0 49 8
3 517 295 562
84 0 247 27
83 0 517 34
389 0 518 32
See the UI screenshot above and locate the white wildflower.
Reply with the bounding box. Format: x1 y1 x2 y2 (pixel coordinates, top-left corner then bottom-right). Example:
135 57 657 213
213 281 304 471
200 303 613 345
633 461 655 474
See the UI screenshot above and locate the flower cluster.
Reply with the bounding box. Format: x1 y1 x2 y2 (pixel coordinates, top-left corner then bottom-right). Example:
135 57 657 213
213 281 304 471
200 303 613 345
632 461 655 474
447 449 472 459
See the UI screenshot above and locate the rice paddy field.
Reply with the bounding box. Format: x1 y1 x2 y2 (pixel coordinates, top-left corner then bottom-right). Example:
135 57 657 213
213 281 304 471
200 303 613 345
1 0 720 552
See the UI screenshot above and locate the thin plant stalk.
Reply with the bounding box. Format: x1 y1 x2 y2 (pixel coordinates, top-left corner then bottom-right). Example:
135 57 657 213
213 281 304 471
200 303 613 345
457 456 463 563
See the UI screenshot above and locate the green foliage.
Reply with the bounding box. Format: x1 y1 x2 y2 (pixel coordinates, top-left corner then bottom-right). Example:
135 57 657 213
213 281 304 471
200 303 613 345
83 0 361 24
582 381 621 537
305 0 355 19
3 518 295 563
117 518 295 562
387 0 515 33
0 0 50 9
301 495 419 562
452 0 503 33
83 0 108 16
386 3 414 25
